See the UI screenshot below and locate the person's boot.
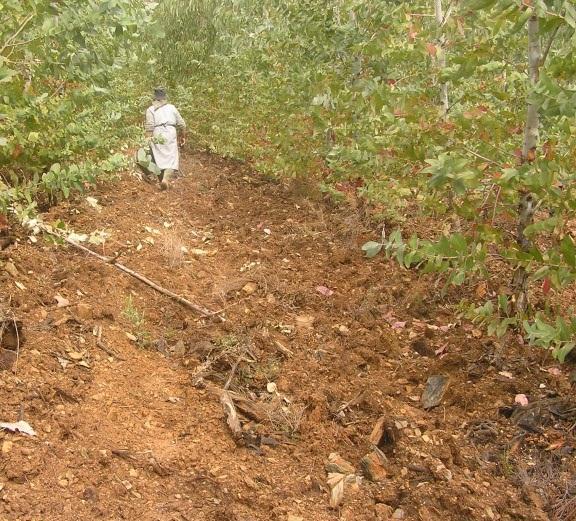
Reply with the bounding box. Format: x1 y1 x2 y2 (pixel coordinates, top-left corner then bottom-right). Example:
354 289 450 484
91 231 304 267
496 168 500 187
160 169 175 190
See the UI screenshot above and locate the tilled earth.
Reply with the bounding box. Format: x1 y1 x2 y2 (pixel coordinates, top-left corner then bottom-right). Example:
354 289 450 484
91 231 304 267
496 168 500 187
0 152 574 521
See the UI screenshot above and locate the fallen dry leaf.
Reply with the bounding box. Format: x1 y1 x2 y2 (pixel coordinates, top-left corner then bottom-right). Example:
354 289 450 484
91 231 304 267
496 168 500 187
392 321 406 330
316 285 334 297
326 472 345 508
295 315 315 329
0 420 36 436
55 294 71 308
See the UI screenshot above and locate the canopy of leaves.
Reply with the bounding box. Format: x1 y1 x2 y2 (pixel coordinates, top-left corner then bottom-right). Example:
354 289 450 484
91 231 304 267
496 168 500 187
146 0 576 358
0 0 150 207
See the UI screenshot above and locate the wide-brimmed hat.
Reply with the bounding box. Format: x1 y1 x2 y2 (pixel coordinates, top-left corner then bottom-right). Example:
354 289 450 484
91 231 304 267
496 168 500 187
153 87 167 100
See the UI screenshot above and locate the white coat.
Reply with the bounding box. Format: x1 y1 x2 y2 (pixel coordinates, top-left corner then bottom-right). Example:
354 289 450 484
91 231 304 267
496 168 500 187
145 102 186 171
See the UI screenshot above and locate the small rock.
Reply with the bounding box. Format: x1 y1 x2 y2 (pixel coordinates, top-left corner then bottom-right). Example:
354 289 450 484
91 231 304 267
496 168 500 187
421 375 450 410
76 303 93 320
172 340 186 356
360 449 388 482
3 261 18 278
392 509 405 520
82 487 98 501
2 440 13 454
287 516 304 521
338 325 350 336
58 478 69 488
325 452 355 475
242 282 258 295
431 461 452 482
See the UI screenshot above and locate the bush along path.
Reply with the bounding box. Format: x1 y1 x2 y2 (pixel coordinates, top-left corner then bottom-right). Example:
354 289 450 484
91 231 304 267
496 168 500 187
0 152 575 521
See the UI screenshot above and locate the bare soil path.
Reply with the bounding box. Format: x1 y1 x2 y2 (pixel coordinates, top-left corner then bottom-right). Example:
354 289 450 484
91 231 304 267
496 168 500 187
0 152 573 521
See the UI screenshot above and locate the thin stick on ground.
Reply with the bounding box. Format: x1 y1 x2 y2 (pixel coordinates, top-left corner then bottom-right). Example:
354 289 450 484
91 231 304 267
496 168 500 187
39 224 224 321
94 325 126 361
220 351 245 440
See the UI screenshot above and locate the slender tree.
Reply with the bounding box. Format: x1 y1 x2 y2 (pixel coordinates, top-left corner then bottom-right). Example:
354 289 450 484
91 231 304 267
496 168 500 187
513 14 541 314
434 0 449 120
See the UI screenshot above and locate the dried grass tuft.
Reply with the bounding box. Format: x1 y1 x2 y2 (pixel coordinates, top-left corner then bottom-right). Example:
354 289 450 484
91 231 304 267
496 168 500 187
160 232 186 268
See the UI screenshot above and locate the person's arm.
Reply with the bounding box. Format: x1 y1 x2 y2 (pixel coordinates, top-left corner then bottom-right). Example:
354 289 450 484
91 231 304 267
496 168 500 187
144 108 154 139
174 107 186 147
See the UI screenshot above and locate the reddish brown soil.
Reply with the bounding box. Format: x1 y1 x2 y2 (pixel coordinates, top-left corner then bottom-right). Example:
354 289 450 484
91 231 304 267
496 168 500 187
0 152 574 521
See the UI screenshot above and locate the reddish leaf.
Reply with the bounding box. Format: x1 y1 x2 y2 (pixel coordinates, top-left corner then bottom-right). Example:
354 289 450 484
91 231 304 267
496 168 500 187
542 277 551 295
546 439 565 451
11 144 23 159
316 285 334 297
425 42 437 57
543 141 555 160
391 321 406 330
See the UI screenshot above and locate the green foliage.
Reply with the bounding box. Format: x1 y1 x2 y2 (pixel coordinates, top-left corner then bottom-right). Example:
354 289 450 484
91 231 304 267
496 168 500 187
144 0 576 358
122 295 150 348
465 296 519 339
1 0 149 209
524 314 576 363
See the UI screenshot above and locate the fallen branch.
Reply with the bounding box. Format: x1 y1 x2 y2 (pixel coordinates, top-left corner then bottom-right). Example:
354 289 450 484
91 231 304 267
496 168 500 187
220 352 244 440
40 224 224 321
335 388 367 416
273 339 294 358
221 391 243 439
94 325 126 361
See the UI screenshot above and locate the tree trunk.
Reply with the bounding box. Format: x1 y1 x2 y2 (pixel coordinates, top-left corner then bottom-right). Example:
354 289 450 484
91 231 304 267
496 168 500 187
513 15 541 314
434 0 449 120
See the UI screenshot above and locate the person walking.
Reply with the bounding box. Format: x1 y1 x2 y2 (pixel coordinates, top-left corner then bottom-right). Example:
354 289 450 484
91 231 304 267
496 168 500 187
144 87 186 190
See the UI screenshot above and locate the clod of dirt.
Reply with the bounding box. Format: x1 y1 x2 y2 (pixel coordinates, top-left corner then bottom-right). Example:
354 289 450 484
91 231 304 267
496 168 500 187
411 338 433 357
325 452 355 475
242 282 257 295
0 319 24 351
374 504 394 521
76 303 93 320
360 449 388 482
0 349 17 370
421 375 450 410
189 340 215 359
